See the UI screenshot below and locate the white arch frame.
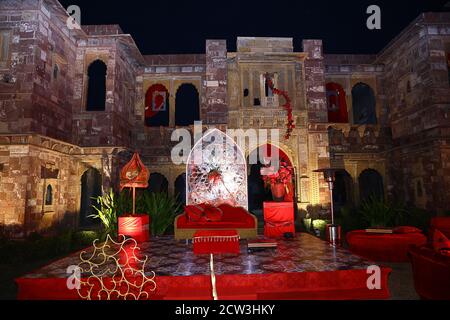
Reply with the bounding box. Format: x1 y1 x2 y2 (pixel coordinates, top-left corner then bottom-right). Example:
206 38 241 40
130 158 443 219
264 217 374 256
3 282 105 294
185 128 248 209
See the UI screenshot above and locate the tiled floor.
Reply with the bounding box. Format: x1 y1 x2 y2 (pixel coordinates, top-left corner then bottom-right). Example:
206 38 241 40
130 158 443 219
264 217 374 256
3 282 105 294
21 233 375 278
17 232 420 300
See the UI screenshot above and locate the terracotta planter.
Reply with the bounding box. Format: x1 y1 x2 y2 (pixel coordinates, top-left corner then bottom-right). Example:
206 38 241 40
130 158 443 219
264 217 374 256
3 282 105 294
271 183 286 202
118 214 150 242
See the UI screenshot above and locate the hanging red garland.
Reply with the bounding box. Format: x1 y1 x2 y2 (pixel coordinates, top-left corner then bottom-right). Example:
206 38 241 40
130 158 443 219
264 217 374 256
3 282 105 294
265 73 295 140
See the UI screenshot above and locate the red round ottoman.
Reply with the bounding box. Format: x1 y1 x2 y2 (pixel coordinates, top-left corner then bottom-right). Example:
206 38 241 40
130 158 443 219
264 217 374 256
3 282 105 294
346 229 427 262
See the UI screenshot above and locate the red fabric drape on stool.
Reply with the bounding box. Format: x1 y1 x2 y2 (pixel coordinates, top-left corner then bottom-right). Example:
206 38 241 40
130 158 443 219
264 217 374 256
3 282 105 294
193 230 240 255
263 202 295 238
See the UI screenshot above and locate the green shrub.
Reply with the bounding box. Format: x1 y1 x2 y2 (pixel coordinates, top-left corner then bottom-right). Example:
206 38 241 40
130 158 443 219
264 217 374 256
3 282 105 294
139 192 182 236
116 189 132 216
359 196 405 228
72 231 99 248
395 207 432 232
90 189 118 237
336 205 368 232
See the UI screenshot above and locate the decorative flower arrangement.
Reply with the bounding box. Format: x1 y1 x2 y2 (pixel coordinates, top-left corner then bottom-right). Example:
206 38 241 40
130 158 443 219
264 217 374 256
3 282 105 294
265 73 295 140
262 161 293 187
207 168 222 185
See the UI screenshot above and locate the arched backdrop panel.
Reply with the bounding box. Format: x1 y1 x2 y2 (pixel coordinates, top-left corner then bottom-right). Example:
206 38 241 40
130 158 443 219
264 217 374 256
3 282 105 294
186 129 248 209
145 84 169 126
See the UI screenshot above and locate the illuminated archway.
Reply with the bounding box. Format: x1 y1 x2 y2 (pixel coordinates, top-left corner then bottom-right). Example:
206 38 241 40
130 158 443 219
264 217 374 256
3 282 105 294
186 129 248 209
247 144 294 211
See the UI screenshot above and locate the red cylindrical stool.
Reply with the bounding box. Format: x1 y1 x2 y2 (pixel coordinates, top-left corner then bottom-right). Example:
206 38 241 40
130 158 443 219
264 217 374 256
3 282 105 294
118 214 150 242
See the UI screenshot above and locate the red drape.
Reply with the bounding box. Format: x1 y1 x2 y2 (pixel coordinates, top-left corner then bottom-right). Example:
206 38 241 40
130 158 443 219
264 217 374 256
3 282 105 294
16 267 391 300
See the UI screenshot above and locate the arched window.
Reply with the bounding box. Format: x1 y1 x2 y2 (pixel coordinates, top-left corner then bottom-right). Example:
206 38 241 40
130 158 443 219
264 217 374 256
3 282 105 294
147 172 168 194
326 82 348 123
333 170 353 207
53 64 59 81
80 168 102 226
45 184 53 205
145 84 169 126
175 83 199 126
174 173 186 206
447 53 450 86
351 82 377 124
86 60 107 111
358 169 384 202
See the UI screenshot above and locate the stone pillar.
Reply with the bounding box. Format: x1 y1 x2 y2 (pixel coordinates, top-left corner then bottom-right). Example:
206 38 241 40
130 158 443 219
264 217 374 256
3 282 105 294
204 40 228 125
302 40 327 123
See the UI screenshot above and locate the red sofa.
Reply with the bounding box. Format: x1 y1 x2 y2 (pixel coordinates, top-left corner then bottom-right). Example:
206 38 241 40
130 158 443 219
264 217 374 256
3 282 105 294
408 245 450 299
175 204 257 240
346 229 427 262
429 217 450 239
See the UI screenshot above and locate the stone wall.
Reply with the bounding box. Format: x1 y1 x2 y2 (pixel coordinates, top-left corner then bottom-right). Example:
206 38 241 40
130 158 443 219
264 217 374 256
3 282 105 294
0 134 129 237
377 12 450 212
302 40 328 123
204 40 228 124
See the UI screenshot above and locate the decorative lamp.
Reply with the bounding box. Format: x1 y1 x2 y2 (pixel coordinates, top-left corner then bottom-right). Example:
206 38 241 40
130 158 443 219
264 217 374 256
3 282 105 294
118 152 150 242
313 168 341 246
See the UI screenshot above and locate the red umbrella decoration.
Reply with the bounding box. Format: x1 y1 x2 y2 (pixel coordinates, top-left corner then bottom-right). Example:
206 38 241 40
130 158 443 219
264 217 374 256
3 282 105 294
120 152 150 215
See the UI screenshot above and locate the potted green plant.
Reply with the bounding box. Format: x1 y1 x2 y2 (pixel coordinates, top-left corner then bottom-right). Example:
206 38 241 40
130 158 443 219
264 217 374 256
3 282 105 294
138 192 182 236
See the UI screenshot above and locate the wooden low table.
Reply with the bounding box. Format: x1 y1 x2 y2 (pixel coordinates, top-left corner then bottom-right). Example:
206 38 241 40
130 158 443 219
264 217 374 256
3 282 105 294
193 230 240 255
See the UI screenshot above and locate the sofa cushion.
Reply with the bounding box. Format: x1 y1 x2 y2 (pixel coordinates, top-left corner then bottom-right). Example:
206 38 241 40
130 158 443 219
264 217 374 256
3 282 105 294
204 206 223 222
433 229 450 257
185 204 206 222
394 226 421 234
177 205 255 229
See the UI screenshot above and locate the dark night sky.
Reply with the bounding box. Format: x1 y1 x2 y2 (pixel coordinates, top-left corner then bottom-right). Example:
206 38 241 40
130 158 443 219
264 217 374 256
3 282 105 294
58 0 449 54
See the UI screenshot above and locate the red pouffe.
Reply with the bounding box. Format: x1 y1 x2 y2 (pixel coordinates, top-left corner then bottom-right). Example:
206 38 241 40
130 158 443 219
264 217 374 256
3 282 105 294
118 214 150 242
346 229 427 262
193 230 240 255
263 201 295 238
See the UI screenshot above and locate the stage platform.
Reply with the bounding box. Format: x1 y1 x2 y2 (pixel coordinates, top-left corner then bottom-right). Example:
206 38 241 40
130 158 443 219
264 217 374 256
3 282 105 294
16 233 391 300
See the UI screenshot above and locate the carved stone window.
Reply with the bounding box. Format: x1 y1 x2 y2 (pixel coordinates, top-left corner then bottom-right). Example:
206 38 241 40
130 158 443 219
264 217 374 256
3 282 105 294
260 73 279 107
447 53 450 86
0 30 11 68
53 64 59 81
45 184 53 205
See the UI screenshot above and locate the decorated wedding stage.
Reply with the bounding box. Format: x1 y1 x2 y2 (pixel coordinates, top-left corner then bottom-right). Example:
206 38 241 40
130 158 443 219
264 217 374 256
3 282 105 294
17 125 393 300
16 233 391 300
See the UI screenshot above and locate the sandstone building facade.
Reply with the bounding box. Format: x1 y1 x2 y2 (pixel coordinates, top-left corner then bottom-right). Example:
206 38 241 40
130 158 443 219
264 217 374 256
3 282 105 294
0 0 449 236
